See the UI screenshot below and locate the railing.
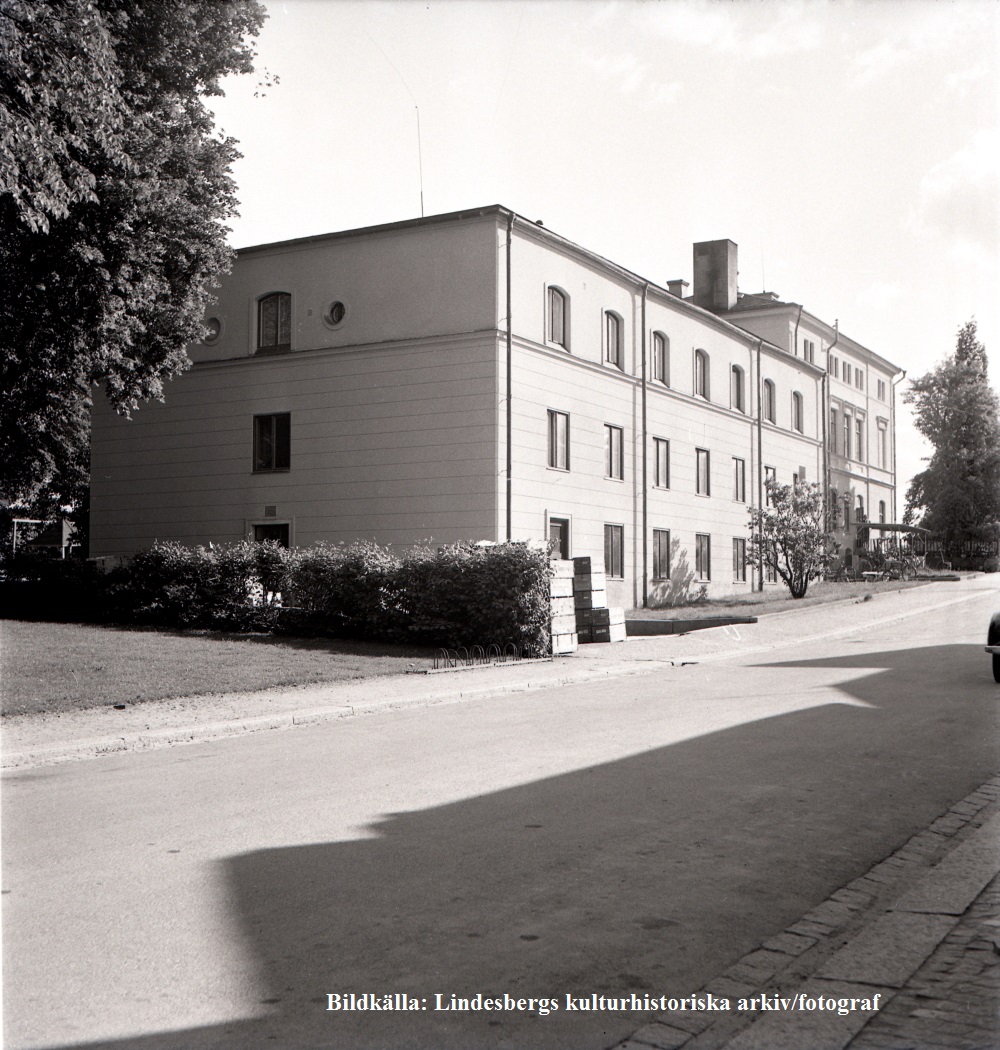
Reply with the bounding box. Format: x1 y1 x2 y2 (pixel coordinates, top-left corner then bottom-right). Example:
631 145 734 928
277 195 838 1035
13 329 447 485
431 643 546 671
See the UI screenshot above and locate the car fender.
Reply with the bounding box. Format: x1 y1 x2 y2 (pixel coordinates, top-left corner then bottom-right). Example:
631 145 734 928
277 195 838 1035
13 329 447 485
989 612 1000 647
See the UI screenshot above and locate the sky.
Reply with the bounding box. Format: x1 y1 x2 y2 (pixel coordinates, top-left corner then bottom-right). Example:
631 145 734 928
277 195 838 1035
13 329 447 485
207 0 999 504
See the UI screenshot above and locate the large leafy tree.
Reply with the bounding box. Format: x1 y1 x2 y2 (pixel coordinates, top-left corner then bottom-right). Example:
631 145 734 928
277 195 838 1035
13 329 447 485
903 320 1000 546
0 0 266 514
747 479 834 599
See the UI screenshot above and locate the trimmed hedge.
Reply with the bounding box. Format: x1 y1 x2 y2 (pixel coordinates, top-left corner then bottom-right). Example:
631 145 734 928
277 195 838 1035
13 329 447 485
4 539 553 652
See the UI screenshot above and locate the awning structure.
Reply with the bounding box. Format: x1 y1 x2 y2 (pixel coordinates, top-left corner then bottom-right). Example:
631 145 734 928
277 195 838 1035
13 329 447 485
857 523 930 537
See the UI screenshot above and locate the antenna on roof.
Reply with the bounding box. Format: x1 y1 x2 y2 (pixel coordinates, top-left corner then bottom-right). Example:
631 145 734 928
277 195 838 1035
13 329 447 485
415 105 424 218
364 25 425 217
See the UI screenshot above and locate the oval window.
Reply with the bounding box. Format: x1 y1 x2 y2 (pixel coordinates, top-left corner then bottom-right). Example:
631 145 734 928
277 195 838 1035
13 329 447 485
324 300 347 327
202 317 222 344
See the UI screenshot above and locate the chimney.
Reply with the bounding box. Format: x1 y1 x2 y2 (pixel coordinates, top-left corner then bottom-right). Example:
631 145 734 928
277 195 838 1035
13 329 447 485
666 279 689 298
692 239 738 311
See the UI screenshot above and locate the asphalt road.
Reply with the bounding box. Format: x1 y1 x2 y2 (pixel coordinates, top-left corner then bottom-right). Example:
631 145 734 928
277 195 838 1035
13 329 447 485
3 584 998 1050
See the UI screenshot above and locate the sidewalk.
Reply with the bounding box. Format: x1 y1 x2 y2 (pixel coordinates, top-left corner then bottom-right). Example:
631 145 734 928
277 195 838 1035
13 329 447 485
612 775 1000 1050
3 575 996 769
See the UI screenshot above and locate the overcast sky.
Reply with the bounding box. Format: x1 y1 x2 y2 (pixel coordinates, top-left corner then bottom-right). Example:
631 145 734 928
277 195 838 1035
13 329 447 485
207 0 999 504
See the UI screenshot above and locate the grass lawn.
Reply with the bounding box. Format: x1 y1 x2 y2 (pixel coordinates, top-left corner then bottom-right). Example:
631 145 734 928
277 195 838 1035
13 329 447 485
634 576 943 620
1 620 437 718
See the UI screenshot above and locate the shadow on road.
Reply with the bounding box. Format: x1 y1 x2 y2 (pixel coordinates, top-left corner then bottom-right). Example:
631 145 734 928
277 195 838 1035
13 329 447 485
27 644 999 1050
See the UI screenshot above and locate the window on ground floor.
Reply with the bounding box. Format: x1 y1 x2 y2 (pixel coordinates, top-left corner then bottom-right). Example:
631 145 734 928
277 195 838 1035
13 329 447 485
695 533 711 581
652 528 670 580
733 537 747 582
604 524 624 578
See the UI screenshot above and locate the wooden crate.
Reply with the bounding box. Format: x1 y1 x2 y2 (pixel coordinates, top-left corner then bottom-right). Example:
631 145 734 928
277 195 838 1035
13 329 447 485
573 588 607 611
550 559 575 579
551 631 578 655
549 575 574 598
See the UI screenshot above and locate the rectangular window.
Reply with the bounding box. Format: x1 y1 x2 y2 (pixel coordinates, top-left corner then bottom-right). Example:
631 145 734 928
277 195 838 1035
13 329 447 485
856 367 864 390
764 465 776 505
830 355 839 379
877 379 886 401
844 415 852 459
253 413 291 472
696 448 710 496
856 418 864 462
604 524 624 578
548 287 566 347
548 516 570 559
254 522 290 547
605 312 622 368
257 293 291 352
547 410 570 470
829 408 838 454
733 538 747 582
765 546 777 583
652 528 671 581
733 457 746 502
653 438 670 488
605 424 624 479
695 533 711 581
878 424 888 469
652 332 668 384
803 338 815 364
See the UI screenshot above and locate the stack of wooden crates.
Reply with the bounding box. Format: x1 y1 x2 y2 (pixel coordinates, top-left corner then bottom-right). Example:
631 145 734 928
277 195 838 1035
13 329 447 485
549 559 579 655
573 556 626 643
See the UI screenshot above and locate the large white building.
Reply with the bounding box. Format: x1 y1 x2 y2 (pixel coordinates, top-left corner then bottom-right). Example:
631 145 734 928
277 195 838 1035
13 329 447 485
89 206 902 608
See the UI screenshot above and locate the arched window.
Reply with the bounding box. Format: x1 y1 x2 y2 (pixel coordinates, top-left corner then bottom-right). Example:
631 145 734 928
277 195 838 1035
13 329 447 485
791 391 804 433
879 500 886 523
605 311 623 369
731 365 745 413
694 349 710 400
762 379 776 423
548 286 568 348
652 331 669 385
257 292 291 353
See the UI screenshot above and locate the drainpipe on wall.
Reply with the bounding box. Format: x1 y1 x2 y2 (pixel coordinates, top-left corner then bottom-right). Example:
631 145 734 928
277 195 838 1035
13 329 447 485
641 283 649 607
823 321 840 530
505 213 514 541
756 337 764 591
891 368 906 522
793 304 804 357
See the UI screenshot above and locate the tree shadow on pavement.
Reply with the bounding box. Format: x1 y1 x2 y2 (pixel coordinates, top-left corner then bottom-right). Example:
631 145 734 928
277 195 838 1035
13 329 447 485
24 644 999 1050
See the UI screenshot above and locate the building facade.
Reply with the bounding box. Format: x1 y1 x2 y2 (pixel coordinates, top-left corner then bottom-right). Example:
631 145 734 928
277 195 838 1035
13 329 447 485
90 206 902 607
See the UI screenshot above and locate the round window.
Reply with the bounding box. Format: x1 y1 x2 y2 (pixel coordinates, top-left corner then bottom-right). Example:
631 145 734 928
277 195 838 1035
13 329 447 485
324 300 347 328
202 317 222 344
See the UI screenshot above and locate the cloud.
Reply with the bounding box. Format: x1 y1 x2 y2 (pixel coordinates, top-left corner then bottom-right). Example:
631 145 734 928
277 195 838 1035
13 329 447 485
636 0 823 58
577 46 683 107
850 3 992 86
913 129 1000 259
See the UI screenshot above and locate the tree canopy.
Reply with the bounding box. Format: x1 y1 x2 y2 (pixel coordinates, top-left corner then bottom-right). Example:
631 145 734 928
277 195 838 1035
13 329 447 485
0 0 266 513
747 479 834 599
903 320 1000 546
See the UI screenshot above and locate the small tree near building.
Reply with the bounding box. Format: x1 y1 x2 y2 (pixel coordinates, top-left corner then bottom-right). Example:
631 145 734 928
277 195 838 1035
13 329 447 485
903 320 1000 548
747 479 834 599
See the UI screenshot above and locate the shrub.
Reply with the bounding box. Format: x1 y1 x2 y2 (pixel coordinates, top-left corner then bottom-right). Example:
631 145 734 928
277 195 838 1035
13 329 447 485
107 540 289 631
89 537 551 649
395 542 551 651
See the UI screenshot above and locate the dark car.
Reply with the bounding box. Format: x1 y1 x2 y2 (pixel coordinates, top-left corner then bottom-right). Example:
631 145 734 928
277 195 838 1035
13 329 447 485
988 613 1000 683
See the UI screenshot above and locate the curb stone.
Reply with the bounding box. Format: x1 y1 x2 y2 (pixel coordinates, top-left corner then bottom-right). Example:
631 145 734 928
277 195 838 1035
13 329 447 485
608 775 1000 1050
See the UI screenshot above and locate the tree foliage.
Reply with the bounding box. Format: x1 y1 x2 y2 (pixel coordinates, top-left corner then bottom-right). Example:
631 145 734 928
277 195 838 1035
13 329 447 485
903 320 1000 546
747 479 834 599
0 0 266 511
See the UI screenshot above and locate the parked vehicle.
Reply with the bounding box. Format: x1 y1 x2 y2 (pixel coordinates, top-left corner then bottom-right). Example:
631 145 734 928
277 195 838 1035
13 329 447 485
988 613 1000 683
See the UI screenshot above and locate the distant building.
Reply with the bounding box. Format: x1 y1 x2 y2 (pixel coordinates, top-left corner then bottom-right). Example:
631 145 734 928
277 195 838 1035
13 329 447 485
90 206 901 607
